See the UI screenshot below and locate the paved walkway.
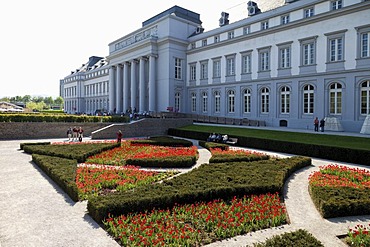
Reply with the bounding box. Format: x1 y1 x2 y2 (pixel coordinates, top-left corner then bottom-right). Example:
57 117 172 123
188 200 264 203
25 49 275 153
0 136 369 247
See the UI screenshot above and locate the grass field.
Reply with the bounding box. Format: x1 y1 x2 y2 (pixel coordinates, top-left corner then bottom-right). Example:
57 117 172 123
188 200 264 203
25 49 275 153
178 124 370 151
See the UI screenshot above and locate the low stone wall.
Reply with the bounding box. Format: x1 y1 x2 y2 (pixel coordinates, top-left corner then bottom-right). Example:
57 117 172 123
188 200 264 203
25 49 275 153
0 122 110 140
91 118 193 139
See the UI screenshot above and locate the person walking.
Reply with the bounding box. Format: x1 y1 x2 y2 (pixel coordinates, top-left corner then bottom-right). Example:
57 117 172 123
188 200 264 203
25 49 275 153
320 118 325 132
314 117 319 132
116 130 123 143
67 127 72 141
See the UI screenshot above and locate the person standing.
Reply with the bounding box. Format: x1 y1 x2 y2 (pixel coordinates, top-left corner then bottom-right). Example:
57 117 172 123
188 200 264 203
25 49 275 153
67 127 72 141
320 118 325 132
116 130 123 143
314 117 319 132
78 127 84 142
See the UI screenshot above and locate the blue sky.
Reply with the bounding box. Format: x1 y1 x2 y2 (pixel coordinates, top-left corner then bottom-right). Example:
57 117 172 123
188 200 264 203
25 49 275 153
0 0 247 98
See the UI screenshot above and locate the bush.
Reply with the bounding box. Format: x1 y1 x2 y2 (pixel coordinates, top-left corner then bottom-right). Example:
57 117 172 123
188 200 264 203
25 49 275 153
131 136 193 147
251 229 324 247
32 154 79 202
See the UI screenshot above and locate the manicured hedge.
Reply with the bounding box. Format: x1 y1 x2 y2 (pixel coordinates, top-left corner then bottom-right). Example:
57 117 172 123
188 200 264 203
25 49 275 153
23 142 120 163
198 140 230 150
168 128 370 166
0 113 129 123
87 156 311 223
20 142 50 150
126 156 196 168
32 154 79 202
251 229 324 247
309 186 370 218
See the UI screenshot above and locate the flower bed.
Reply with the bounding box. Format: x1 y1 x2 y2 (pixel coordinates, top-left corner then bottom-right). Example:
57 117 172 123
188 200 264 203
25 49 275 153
347 224 370 247
76 164 177 200
309 165 370 218
209 147 269 163
104 193 286 246
86 141 198 168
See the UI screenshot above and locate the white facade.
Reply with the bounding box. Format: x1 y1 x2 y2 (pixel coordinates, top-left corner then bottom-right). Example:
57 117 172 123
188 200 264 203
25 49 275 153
60 1 370 132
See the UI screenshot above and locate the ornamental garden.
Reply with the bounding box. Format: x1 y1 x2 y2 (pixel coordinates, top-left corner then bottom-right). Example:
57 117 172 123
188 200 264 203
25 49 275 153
21 136 370 247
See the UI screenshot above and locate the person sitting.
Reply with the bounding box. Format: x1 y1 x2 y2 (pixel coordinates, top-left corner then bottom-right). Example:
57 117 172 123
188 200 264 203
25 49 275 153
216 133 222 142
222 134 228 143
210 133 217 142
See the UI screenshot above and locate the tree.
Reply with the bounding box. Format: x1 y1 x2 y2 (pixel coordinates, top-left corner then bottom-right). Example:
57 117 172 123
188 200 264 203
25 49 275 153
54 96 64 106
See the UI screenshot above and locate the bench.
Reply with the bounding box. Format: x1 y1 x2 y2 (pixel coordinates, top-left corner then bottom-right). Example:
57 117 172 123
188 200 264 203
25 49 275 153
225 138 238 145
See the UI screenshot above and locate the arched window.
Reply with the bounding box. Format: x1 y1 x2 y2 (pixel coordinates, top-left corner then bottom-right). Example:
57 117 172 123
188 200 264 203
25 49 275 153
191 93 197 112
329 83 342 115
202 92 208 113
243 88 251 113
214 91 221 113
361 80 370 115
175 92 181 112
261 87 269 113
303 84 314 114
280 86 290 114
228 90 235 113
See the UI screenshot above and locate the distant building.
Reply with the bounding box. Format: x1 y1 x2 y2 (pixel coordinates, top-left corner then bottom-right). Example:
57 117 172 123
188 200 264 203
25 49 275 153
60 0 370 132
0 102 24 112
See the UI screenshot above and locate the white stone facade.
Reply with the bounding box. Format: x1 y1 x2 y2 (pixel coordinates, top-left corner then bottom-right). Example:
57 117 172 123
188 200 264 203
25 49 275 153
60 1 370 132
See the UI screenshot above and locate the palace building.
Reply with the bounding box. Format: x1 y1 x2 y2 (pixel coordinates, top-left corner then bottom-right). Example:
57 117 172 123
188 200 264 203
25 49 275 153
60 0 370 132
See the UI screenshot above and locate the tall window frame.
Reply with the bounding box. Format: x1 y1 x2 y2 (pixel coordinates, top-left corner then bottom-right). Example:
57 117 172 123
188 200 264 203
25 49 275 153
299 36 317 66
175 58 182 80
200 61 208 80
191 92 197 112
361 80 370 115
261 87 270 114
356 25 370 59
241 53 252 74
303 84 315 114
226 55 236 76
243 88 251 113
189 63 196 81
213 59 221 78
175 92 181 112
329 82 342 115
227 90 235 113
258 47 271 71
202 91 208 113
214 91 221 113
280 86 291 114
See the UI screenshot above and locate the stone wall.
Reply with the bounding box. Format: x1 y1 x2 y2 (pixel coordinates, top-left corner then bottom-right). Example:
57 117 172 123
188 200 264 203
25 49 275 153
0 122 110 140
91 118 193 139
0 118 193 140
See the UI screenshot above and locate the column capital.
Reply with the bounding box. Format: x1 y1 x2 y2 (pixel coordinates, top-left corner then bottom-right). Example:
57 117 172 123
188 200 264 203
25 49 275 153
148 53 158 58
131 59 139 64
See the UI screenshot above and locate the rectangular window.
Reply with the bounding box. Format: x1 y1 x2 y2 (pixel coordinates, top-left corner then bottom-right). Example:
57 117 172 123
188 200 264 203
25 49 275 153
213 60 221 78
242 54 251 74
261 21 269 30
214 35 220 43
202 39 207 46
175 58 182 80
215 93 221 113
280 47 291 68
303 43 314 65
331 0 342 10
226 57 235 76
260 51 269 71
329 38 343 62
191 43 196 49
304 7 314 18
281 15 289 25
228 31 234 39
243 26 250 35
200 62 208 80
361 33 370 58
190 65 196 81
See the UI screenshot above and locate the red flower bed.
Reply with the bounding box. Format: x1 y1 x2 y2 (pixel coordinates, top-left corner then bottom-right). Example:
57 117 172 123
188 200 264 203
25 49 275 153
104 192 286 246
309 165 370 189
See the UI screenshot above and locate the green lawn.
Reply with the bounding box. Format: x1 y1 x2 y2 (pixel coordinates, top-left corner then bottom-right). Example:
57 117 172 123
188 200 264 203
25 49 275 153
178 125 370 151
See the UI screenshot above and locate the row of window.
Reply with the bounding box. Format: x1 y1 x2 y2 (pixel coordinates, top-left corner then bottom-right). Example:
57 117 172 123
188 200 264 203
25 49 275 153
84 81 109 97
186 27 370 81
191 0 346 49
183 81 370 116
85 69 108 79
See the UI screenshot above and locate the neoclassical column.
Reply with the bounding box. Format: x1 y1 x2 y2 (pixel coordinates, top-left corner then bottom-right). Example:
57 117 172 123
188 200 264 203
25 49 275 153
130 59 137 111
148 55 156 112
139 57 146 113
123 62 129 113
108 66 116 113
116 64 123 113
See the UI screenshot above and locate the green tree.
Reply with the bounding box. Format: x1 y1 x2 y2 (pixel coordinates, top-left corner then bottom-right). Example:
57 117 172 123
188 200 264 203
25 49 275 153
54 96 64 106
